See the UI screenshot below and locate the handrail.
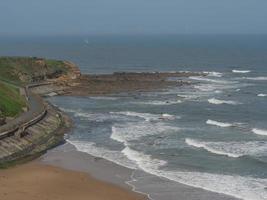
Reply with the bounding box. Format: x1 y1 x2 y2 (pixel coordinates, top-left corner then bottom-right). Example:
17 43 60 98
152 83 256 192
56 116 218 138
0 85 47 139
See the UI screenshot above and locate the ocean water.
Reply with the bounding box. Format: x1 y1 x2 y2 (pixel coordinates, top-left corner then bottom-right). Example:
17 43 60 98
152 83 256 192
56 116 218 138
1 35 267 200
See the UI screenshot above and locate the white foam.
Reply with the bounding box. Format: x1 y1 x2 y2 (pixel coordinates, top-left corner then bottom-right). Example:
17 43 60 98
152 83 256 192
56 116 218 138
133 100 182 106
121 146 267 200
122 147 167 170
194 82 242 92
243 77 267 81
161 113 177 120
110 122 180 145
232 70 251 73
111 111 177 122
185 138 240 158
208 98 240 105
61 108 118 122
111 111 160 122
74 112 129 122
194 84 218 92
215 90 222 94
252 128 267 136
69 138 267 200
67 140 138 169
177 94 201 100
185 138 267 158
257 94 267 97
190 76 231 84
206 119 233 128
204 71 223 77
162 171 267 200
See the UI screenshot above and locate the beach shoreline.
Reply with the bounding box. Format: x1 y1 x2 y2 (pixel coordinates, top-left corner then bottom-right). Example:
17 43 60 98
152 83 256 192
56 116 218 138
39 143 239 200
0 59 206 200
0 57 241 200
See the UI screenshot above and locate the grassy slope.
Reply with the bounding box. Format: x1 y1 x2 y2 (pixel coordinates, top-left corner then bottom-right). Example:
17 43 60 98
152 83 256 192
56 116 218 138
0 82 26 117
0 57 66 117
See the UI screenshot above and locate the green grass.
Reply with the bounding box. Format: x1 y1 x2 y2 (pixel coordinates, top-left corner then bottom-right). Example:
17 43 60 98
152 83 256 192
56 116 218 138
0 81 26 117
0 56 67 117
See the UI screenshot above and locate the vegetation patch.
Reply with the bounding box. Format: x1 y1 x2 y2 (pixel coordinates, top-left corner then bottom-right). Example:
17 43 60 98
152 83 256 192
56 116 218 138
0 57 67 85
0 56 68 117
0 82 26 117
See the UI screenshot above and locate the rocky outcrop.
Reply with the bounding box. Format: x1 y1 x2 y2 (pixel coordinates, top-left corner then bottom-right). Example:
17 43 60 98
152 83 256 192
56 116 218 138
63 71 200 96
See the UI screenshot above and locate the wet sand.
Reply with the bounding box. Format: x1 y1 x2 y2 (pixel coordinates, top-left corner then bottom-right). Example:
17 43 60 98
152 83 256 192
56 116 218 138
0 161 146 200
41 143 239 200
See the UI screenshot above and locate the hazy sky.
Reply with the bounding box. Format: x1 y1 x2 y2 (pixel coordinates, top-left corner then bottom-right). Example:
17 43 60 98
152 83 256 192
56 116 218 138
1 0 267 35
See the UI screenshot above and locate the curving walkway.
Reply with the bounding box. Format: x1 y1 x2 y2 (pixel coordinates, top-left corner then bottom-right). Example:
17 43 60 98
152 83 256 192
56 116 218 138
0 85 46 139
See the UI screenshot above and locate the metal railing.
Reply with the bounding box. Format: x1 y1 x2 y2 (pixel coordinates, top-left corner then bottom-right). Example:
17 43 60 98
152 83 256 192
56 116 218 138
0 85 47 139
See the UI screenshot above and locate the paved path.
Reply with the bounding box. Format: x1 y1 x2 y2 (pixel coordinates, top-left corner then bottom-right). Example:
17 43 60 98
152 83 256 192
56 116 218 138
0 84 46 139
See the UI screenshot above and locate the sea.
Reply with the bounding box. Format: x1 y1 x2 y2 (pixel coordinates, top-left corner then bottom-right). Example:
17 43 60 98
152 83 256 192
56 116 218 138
1 35 267 200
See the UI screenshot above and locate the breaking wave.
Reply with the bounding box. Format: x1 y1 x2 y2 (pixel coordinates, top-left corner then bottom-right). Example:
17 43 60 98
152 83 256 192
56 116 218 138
185 138 267 158
189 76 232 84
110 111 177 122
121 146 267 200
110 122 180 145
68 140 267 200
122 147 167 170
243 77 267 81
204 71 223 77
132 99 182 106
252 128 267 136
257 94 267 97
206 119 233 128
208 98 240 105
232 70 251 73
67 140 137 169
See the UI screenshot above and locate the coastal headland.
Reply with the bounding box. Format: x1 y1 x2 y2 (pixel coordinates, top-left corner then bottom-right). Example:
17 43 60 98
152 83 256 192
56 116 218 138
0 56 204 200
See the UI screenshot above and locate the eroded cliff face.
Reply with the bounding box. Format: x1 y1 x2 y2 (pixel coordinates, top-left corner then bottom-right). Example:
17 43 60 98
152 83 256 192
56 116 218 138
11 59 66 83
0 57 80 85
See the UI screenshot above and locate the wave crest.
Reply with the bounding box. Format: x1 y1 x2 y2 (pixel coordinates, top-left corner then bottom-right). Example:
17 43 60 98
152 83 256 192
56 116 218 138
206 119 232 128
110 111 177 122
133 100 182 106
122 141 267 200
252 128 267 136
122 147 167 170
208 98 240 105
243 77 267 81
67 140 137 169
203 71 223 77
110 122 180 144
232 70 251 73
185 138 267 158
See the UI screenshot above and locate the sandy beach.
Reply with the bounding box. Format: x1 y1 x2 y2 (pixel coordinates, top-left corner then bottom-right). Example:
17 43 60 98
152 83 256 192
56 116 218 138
0 161 146 200
39 143 238 200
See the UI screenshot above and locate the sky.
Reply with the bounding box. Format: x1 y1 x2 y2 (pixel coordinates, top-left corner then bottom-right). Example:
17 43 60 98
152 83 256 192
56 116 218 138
0 0 267 36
